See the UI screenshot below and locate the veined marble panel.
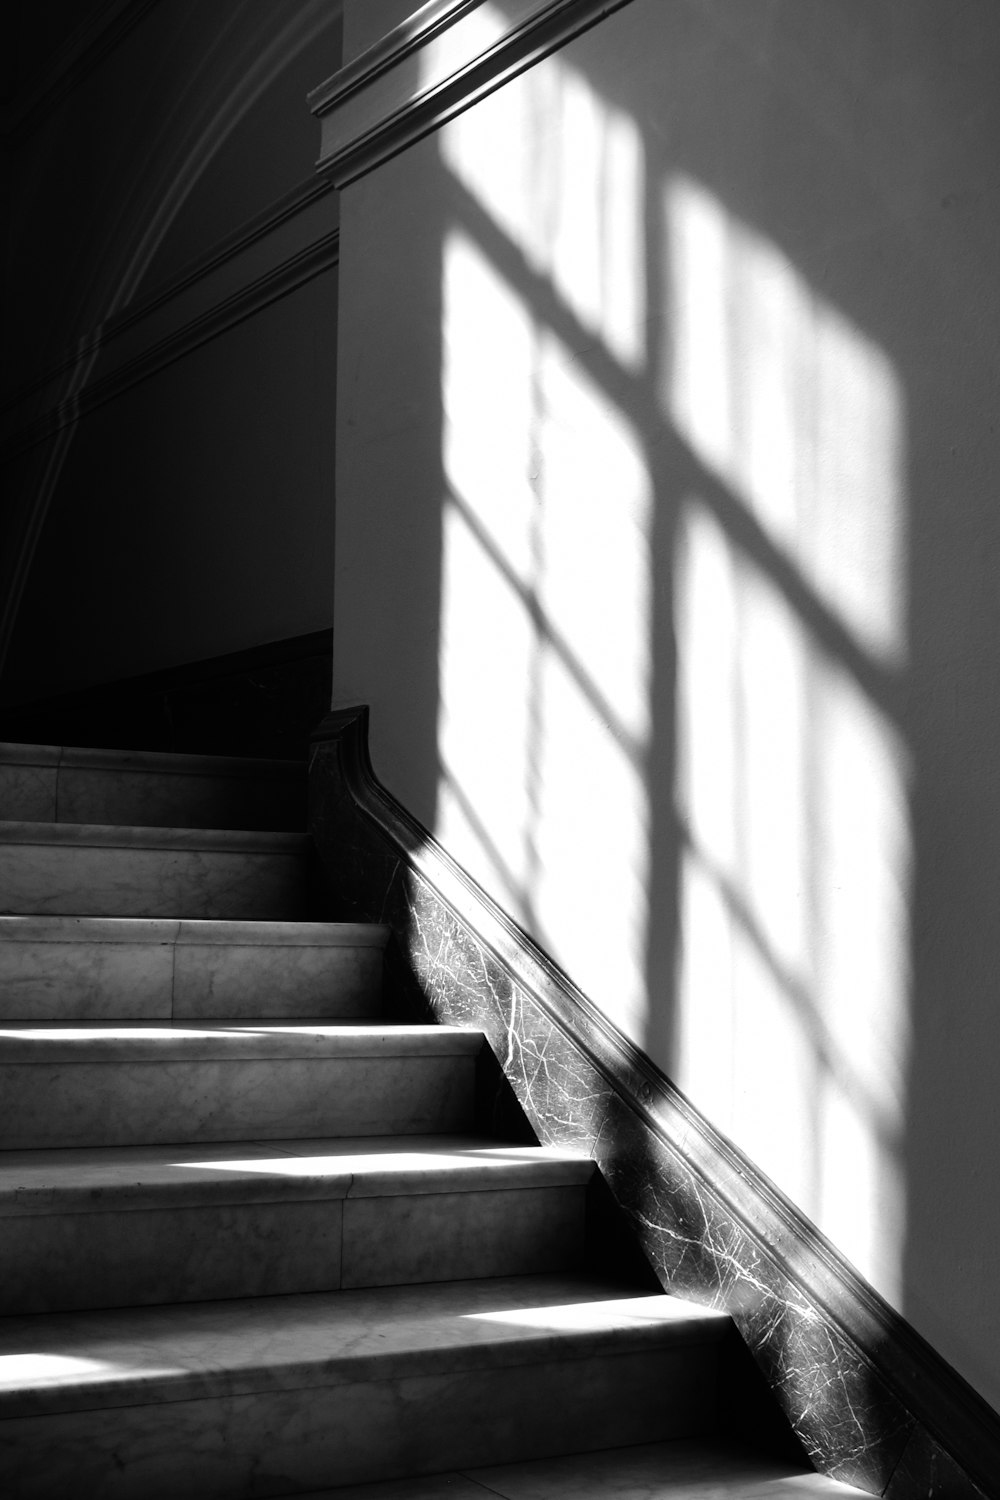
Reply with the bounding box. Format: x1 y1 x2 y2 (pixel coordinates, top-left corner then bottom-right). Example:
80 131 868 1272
309 714 978 1496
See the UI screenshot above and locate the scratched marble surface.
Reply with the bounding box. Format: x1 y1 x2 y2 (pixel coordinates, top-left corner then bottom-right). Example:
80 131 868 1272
300 1439 870 1498
0 1047 478 1147
0 1137 593 1312
0 741 306 831
0 1273 727 1416
0 838 310 919
0 760 57 821
173 935 383 1017
0 1347 719 1500
55 763 305 832
0 915 389 1020
308 728 983 1499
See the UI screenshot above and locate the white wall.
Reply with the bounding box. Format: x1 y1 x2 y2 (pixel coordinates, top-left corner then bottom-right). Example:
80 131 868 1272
0 0 343 704
333 0 1000 1413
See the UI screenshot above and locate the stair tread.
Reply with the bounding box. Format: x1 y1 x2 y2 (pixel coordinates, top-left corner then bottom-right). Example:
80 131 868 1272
0 820 310 851
0 742 306 778
0 1021 482 1061
0 915 389 946
0 1135 592 1212
300 1439 869 1497
0 1274 730 1419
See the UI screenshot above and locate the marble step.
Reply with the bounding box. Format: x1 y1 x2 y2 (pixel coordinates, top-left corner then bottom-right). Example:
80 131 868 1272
0 741 306 830
0 1135 593 1312
0 916 389 1020
0 821 314 918
297 1438 869 1497
0 1273 730 1499
0 1023 483 1148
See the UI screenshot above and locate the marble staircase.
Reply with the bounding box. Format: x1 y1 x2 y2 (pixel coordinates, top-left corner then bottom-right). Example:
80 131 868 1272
0 742 865 1497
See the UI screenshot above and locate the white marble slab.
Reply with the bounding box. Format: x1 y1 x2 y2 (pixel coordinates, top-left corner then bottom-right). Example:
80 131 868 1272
0 917 389 1020
0 1198 344 1313
0 1346 720 1500
0 917 176 1019
0 1021 482 1061
173 936 383 1018
303 1440 869 1498
0 1138 592 1312
0 823 311 918
0 1275 728 1416
0 741 306 830
0 1135 586 1213
0 1029 480 1146
0 760 57 821
341 1183 586 1287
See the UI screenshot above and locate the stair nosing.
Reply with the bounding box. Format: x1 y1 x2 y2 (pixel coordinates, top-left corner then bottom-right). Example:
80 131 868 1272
0 1139 594 1215
0 915 390 947
0 742 306 779
0 821 311 852
0 1022 484 1063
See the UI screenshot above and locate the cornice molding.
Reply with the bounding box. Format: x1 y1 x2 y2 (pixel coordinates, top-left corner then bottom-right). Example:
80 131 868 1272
308 704 1000 1499
308 0 636 187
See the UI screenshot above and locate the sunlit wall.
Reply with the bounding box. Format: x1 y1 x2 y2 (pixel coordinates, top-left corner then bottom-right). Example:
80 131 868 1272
334 0 1000 1412
434 12 910 1303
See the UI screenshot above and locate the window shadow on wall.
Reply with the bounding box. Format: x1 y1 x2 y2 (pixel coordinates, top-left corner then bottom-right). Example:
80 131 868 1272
413 0 1000 1418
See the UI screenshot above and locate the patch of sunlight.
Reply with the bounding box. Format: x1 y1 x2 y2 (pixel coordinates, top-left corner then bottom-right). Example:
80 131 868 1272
464 1296 722 1332
665 175 906 666
675 497 911 1303
176 1147 573 1175
416 3 509 105
439 229 652 1039
0 1027 211 1041
0 1353 180 1390
440 20 646 371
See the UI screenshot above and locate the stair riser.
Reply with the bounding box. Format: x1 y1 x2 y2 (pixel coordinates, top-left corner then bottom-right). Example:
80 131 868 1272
0 755 304 831
0 845 309 919
0 1058 475 1147
0 1346 719 1499
0 938 383 1020
0 1187 586 1314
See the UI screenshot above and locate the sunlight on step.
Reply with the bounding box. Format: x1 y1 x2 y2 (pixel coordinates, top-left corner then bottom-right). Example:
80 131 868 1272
0 1352 181 1390
176 1145 577 1175
668 181 910 1304
464 1295 721 1332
